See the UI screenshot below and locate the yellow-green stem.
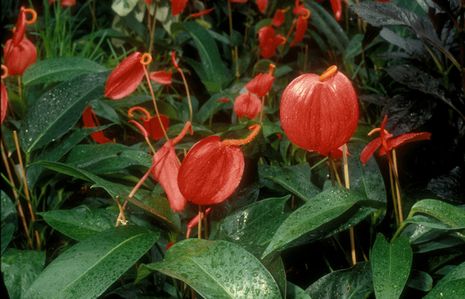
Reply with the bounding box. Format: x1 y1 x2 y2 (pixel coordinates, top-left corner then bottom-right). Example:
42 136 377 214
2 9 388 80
343 144 356 266
142 66 170 141
391 149 404 223
1 141 32 248
178 69 193 122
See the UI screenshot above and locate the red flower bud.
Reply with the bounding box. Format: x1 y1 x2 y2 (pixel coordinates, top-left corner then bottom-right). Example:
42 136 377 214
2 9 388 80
258 26 286 59
171 0 188 16
272 9 286 27
104 52 145 100
234 93 261 119
4 36 37 76
1 65 8 124
290 15 308 47
280 65 359 156
149 70 172 85
256 0 268 14
82 107 113 144
245 71 275 97
178 125 261 205
330 0 342 21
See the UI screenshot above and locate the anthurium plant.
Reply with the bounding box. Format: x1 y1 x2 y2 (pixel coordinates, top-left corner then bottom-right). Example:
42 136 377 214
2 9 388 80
1 1 464 298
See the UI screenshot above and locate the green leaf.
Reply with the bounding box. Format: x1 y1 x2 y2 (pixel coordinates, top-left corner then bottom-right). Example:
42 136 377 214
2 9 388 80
27 128 108 187
306 262 373 299
308 1 349 53
259 163 320 201
197 93 232 124
33 161 181 231
140 239 281 299
371 234 413 299
65 143 151 174
424 262 465 299
407 270 433 292
1 249 45 299
22 57 106 86
39 206 117 241
21 72 107 153
287 282 312 299
1 191 16 254
262 188 367 258
408 199 465 229
24 226 158 299
218 196 290 256
182 21 231 93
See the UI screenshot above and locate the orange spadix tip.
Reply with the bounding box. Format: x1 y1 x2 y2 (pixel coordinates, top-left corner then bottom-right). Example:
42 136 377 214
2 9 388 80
319 65 338 81
140 53 152 65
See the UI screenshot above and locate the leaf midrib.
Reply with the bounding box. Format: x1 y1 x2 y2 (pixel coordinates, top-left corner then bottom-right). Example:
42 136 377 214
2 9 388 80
57 232 147 298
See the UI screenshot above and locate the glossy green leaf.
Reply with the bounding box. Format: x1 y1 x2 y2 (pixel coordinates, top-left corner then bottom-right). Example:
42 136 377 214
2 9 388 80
259 164 320 201
407 270 433 292
24 226 158 299
141 239 281 299
27 128 108 187
39 206 117 241
23 57 106 85
287 282 312 299
308 1 349 53
197 93 232 124
1 191 16 254
306 262 372 299
371 234 413 299
21 72 107 153
262 188 366 258
182 21 231 93
33 161 180 231
424 262 465 299
408 199 465 229
65 143 151 174
1 249 45 299
218 196 290 255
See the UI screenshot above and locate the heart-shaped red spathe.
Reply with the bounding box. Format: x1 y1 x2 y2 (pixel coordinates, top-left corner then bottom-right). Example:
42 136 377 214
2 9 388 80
234 93 261 119
104 52 145 100
280 66 359 156
4 36 37 76
178 136 245 205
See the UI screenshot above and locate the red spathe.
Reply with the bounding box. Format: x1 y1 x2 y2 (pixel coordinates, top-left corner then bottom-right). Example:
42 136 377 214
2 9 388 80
280 69 359 156
4 37 37 76
234 93 261 119
105 52 144 100
178 136 244 205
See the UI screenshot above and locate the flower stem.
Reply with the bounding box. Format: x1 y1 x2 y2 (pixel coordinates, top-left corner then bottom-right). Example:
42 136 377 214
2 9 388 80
343 144 357 266
142 65 170 141
12 130 41 249
227 0 240 78
1 141 32 248
391 149 404 223
177 69 193 122
198 205 203 239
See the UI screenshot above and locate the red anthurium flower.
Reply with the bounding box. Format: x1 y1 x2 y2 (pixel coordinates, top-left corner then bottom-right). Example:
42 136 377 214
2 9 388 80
1 66 8 124
4 37 37 76
290 1 311 47
4 7 37 76
105 52 147 100
49 0 76 7
178 125 261 205
330 0 342 21
245 66 275 97
360 116 431 165
256 0 268 14
280 65 359 156
272 8 287 27
149 70 172 85
234 93 261 119
144 115 170 141
258 26 286 59
152 121 192 212
82 107 113 144
290 15 309 47
171 0 188 16
128 106 170 141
